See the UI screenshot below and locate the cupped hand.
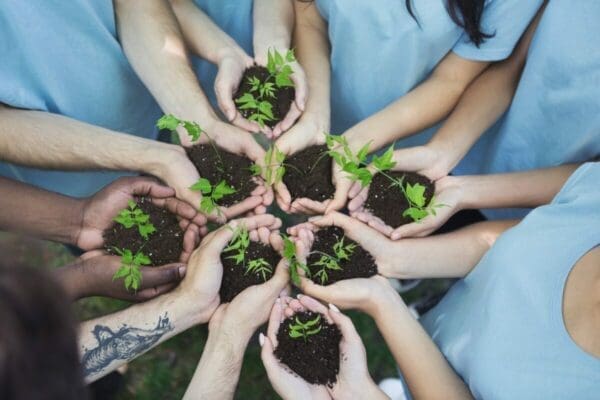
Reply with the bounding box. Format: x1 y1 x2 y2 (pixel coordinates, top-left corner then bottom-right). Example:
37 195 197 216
273 123 328 213
76 176 207 252
177 214 282 320
260 295 332 400
56 251 186 302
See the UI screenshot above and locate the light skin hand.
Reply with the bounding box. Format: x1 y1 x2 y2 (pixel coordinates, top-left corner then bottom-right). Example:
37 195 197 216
76 176 207 251
55 252 187 302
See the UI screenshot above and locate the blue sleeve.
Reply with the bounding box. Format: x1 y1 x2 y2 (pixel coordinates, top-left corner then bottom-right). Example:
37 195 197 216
452 0 543 61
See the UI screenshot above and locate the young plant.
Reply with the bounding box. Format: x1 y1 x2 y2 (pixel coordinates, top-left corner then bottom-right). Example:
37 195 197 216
235 49 296 128
282 235 311 286
113 200 156 240
223 226 273 282
288 314 322 342
112 248 151 291
190 178 236 215
311 236 356 285
326 135 442 223
156 114 203 142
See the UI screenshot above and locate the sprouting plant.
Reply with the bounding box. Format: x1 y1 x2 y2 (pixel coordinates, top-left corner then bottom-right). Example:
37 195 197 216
282 235 311 286
190 178 236 215
223 226 273 282
156 114 203 142
235 49 296 127
112 248 151 291
114 200 156 240
326 135 443 223
288 314 322 342
311 236 356 285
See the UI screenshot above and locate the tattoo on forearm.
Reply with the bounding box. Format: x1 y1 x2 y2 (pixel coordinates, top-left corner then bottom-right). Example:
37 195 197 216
82 313 173 377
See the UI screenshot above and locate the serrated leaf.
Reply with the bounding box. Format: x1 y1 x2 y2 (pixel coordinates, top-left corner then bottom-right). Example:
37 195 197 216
406 183 426 208
134 252 151 266
200 197 216 214
213 181 236 200
138 223 156 240
356 142 371 163
190 178 212 194
112 266 130 280
258 101 275 119
373 145 396 171
402 207 428 222
285 49 296 62
183 121 201 141
156 114 181 131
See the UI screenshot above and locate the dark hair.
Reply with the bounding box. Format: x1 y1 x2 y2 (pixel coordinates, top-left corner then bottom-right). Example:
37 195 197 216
0 263 88 400
406 0 492 46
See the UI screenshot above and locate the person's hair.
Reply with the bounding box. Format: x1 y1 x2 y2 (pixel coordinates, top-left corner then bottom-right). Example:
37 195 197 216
0 263 88 400
297 0 492 47
406 0 492 46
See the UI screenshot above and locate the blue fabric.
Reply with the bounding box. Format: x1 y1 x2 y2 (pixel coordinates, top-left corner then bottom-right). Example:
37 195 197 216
191 0 254 110
455 1 600 219
315 0 542 141
0 0 162 197
419 162 600 400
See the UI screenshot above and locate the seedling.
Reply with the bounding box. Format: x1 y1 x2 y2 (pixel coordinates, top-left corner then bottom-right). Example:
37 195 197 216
112 248 151 291
223 226 273 282
311 236 356 285
259 144 330 187
288 314 322 342
114 200 156 240
282 235 311 286
235 49 296 128
326 135 443 222
156 114 247 214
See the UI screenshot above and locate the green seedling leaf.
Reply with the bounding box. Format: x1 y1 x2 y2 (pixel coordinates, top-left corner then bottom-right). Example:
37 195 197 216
156 114 203 141
113 201 156 241
190 178 212 195
405 182 427 208
372 145 396 172
403 207 429 222
113 249 151 292
156 114 180 131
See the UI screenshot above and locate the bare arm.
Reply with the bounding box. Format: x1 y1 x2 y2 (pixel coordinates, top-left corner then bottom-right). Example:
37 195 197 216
344 54 489 152
253 0 294 61
114 0 217 143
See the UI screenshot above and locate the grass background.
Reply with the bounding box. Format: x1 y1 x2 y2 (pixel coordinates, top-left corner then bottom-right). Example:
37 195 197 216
1 226 449 399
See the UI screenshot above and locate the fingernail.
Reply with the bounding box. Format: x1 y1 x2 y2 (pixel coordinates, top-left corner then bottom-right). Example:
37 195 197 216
329 303 340 313
275 298 280 304
296 293 303 299
178 266 187 277
258 333 265 347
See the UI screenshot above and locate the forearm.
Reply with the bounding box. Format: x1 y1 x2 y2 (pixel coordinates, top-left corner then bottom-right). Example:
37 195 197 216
0 177 83 244
293 1 331 130
169 0 248 65
345 54 488 152
386 220 518 279
115 0 216 126
0 106 179 176
79 288 209 383
371 291 473 400
183 327 249 400
254 0 294 61
459 164 580 210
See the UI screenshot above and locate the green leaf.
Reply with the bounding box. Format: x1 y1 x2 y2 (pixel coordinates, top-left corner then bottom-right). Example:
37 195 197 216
274 50 284 66
190 178 212 195
289 329 304 338
120 249 134 265
114 214 135 228
182 121 202 141
212 181 236 200
356 142 371 164
402 207 428 222
267 50 276 74
138 223 156 240
405 182 427 208
156 114 181 131
124 275 133 290
112 265 130 280
258 101 275 119
285 49 296 62
372 145 396 172
134 252 152 266
305 315 321 327
200 197 216 214
249 164 262 176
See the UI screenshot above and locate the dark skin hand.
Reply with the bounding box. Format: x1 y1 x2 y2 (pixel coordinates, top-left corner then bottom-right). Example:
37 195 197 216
55 251 188 302
75 176 208 252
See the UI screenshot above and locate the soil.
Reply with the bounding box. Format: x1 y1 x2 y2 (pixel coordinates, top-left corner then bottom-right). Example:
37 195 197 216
219 241 280 303
282 145 335 202
186 144 258 207
104 197 184 266
234 66 295 128
306 226 377 285
364 171 435 228
274 311 342 386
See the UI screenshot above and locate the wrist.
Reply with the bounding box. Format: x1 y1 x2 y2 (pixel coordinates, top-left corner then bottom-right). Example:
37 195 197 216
143 144 187 179
426 139 460 177
53 262 87 301
370 286 405 323
254 42 291 66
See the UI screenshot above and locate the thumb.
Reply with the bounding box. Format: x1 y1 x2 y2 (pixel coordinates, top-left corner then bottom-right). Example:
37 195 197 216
310 212 385 253
325 181 351 213
263 259 290 293
327 303 360 341
260 334 279 371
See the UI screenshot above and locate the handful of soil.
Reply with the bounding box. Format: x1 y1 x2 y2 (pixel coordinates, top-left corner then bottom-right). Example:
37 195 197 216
104 197 184 265
275 311 342 386
186 144 258 207
306 226 377 285
234 66 295 128
364 171 435 228
219 241 280 303
282 145 335 202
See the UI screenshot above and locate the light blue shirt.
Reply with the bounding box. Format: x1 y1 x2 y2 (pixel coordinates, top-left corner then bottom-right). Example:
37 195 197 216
419 162 600 399
455 1 600 219
0 0 162 197
315 0 543 145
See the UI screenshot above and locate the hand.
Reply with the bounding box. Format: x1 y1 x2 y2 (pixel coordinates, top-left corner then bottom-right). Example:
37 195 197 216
176 214 282 321
76 176 206 252
55 252 186 302
272 117 327 212
260 295 332 400
214 48 262 134
288 211 402 278
349 175 463 240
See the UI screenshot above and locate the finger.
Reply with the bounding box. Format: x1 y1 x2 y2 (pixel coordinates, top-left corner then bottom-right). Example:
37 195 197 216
327 303 360 341
367 218 394 237
250 184 267 197
79 250 107 261
347 187 369 212
257 226 271 244
390 220 434 240
269 232 284 252
273 102 302 138
292 67 307 112
267 299 284 346
299 277 333 303
347 181 364 199
274 181 292 210
128 177 175 199
288 298 306 313
262 186 274 206
294 198 329 215
222 196 264 220
296 294 333 323
298 229 314 253
325 180 351 213
181 224 200 262
139 264 186 289
260 336 281 375
263 259 290 291
230 112 262 133
310 211 388 251
152 196 198 223
253 205 267 215
287 222 316 236
249 229 259 242
294 236 310 263
134 282 178 302
214 66 239 122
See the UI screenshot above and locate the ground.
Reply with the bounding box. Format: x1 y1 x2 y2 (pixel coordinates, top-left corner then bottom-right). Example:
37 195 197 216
0 229 449 400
